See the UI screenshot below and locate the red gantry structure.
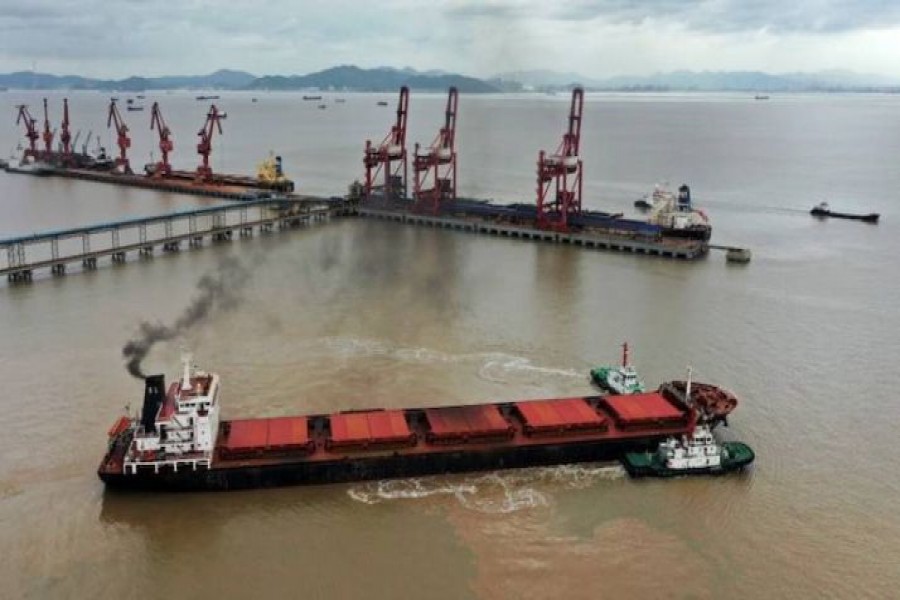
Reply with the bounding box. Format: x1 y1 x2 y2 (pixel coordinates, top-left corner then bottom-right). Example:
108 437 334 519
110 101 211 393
107 100 132 174
41 98 55 160
15 104 40 161
413 86 459 214
196 104 224 183
59 98 72 164
150 102 173 177
536 87 584 232
364 86 409 201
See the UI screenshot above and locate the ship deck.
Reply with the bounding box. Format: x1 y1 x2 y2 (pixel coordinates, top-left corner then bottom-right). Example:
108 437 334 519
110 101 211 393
206 388 695 471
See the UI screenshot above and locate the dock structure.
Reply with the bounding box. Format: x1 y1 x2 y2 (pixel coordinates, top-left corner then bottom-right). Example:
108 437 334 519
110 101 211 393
2 197 348 282
358 207 707 260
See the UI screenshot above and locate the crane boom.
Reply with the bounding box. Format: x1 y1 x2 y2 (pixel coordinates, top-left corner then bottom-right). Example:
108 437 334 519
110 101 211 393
535 87 584 232
196 104 224 182
363 86 409 200
60 98 72 163
107 100 132 173
41 98 54 159
15 104 40 161
150 102 174 176
413 86 458 214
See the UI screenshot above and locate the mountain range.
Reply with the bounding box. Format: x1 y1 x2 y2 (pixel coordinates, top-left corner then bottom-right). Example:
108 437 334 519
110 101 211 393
1 66 897 93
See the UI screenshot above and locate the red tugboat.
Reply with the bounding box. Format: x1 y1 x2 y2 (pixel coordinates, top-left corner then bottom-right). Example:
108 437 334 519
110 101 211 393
98 356 747 491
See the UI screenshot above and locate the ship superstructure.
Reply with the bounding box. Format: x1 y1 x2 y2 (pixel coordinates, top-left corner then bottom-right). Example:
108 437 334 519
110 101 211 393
648 184 712 240
113 356 220 475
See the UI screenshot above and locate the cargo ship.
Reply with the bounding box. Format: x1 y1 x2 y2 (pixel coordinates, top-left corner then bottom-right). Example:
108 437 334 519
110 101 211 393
98 357 747 492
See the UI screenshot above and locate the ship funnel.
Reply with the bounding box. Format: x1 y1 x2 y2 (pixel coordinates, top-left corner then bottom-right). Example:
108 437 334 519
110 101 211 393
141 375 166 432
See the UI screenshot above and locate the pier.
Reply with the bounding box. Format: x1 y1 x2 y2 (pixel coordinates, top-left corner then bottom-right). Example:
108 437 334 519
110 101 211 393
358 207 707 260
1 197 348 282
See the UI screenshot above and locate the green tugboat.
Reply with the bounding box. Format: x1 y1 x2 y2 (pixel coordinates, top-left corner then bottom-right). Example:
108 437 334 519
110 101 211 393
622 371 755 477
591 343 645 395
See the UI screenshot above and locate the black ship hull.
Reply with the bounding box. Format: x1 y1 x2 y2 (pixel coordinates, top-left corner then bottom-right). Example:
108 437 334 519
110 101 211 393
99 437 662 493
810 208 879 223
661 226 712 241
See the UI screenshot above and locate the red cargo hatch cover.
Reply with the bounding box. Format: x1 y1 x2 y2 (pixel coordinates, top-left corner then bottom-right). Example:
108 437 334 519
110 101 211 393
267 416 310 448
425 405 510 438
515 398 606 432
605 392 685 424
330 410 412 445
224 419 268 452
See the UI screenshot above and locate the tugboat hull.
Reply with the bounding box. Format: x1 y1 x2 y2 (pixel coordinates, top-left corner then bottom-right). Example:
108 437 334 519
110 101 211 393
622 441 755 478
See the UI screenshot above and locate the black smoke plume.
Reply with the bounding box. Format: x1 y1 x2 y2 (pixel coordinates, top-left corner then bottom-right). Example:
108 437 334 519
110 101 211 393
122 256 249 379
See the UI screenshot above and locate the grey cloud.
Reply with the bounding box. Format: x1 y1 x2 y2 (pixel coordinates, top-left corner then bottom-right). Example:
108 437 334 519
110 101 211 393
446 0 900 33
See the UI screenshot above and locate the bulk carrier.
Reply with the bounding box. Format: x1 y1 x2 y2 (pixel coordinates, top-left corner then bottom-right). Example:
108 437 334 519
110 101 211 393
98 357 748 492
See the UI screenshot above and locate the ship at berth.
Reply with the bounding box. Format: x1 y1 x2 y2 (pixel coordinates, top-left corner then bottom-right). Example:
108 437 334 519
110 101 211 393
98 357 751 492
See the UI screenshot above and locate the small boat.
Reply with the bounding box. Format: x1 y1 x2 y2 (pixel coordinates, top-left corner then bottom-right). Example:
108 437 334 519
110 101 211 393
127 105 145 112
377 101 389 106
302 95 322 101
754 95 770 100
811 202 879 223
590 343 645 395
335 98 346 103
196 95 220 101
318 104 327 110
251 98 258 103
726 247 752 264
622 424 755 477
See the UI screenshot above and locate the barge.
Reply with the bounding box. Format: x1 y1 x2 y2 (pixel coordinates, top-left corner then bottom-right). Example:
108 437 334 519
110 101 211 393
98 357 747 492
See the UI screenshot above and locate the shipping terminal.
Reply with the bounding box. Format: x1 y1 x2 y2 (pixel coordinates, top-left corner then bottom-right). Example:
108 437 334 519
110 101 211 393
4 87 723 286
98 356 753 492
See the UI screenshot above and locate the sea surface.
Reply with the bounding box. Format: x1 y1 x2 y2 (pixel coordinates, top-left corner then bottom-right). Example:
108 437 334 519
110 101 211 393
0 91 898 599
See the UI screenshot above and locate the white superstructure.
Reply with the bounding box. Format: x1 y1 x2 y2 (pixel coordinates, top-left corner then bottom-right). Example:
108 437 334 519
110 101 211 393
657 425 722 470
123 356 220 474
648 183 710 232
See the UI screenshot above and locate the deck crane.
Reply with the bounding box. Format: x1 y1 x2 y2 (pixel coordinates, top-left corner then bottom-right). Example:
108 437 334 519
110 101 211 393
196 104 224 182
363 86 409 200
15 104 40 161
59 98 72 164
41 98 55 160
150 102 173 176
413 87 458 214
536 87 584 231
107 100 132 173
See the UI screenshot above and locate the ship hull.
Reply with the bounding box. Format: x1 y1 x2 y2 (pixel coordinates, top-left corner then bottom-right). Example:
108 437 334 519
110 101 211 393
99 437 660 492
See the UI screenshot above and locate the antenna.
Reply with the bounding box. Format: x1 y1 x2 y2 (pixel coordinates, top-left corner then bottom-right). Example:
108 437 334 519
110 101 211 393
685 365 693 404
622 342 629 367
181 352 193 392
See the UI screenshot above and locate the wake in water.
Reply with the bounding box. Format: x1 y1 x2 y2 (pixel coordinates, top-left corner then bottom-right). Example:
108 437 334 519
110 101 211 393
233 336 585 384
347 464 625 514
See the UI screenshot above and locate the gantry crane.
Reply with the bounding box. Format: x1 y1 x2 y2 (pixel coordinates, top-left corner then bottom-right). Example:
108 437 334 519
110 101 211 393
196 104 224 182
536 87 584 231
413 87 458 214
41 98 54 159
15 104 40 161
363 86 409 200
150 102 173 177
59 98 72 164
107 100 132 173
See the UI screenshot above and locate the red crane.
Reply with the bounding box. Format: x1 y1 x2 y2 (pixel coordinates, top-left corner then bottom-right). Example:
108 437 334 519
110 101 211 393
15 104 40 161
413 87 459 214
363 86 409 201
59 98 72 164
536 87 584 232
196 104 224 182
41 98 54 159
150 102 173 177
107 100 132 173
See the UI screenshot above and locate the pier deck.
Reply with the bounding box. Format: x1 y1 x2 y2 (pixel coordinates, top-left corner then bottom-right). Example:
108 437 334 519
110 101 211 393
1 197 348 282
358 206 707 260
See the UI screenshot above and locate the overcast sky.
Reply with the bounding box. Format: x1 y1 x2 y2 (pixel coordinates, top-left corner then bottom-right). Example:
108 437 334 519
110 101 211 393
2 0 900 79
